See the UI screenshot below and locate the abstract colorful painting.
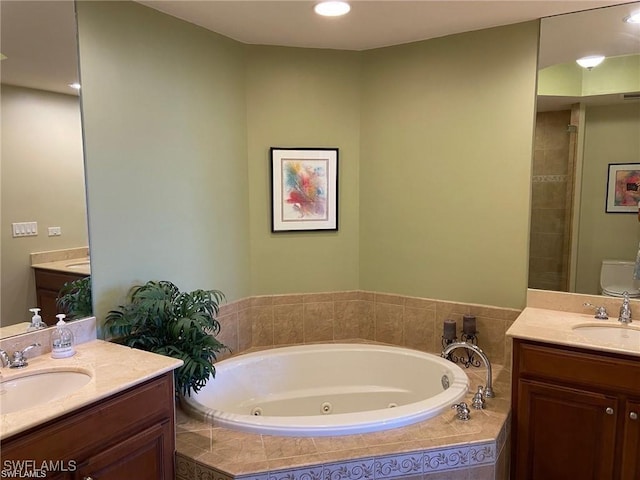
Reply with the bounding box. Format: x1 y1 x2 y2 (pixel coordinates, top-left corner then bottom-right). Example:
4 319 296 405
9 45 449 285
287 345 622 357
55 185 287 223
271 148 338 231
606 163 640 213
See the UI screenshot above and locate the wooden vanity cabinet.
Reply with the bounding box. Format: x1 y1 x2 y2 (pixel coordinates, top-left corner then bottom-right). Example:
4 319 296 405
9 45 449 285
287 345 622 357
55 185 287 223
511 339 640 480
0 372 175 480
621 399 640 479
33 268 89 325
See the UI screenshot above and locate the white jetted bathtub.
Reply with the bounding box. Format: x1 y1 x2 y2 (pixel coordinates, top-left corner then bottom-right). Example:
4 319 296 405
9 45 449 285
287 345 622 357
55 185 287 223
181 343 470 436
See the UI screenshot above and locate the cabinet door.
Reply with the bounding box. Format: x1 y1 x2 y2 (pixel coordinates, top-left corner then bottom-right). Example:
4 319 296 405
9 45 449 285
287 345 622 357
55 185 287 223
514 379 618 480
73 421 172 480
621 399 640 480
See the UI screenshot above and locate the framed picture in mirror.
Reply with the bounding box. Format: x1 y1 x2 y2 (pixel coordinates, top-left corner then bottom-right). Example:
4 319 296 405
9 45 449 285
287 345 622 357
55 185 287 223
606 163 640 213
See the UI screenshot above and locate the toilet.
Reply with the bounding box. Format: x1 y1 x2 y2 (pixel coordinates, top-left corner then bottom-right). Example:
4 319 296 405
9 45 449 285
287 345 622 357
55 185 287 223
600 260 640 297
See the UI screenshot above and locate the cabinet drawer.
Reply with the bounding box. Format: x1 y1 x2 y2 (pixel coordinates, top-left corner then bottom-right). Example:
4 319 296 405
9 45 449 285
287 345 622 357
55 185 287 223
1 372 174 463
515 340 640 396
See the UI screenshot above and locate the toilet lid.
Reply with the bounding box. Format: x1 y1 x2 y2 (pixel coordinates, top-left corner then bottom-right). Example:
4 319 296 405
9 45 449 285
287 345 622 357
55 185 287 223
602 285 640 297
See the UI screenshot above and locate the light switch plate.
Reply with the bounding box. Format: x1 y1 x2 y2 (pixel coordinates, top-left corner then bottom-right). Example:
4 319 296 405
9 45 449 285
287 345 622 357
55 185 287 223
12 221 38 237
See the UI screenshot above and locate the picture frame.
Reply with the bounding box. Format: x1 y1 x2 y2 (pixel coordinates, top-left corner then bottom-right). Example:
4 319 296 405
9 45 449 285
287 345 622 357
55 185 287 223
270 147 339 232
606 163 640 213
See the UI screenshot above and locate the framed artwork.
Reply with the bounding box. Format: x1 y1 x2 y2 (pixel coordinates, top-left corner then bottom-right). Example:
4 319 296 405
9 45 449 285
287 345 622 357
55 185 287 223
606 163 640 213
270 147 339 232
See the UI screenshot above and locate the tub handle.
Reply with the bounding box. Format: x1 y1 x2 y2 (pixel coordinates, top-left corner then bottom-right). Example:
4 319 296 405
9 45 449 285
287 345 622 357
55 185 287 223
472 385 485 410
452 402 471 421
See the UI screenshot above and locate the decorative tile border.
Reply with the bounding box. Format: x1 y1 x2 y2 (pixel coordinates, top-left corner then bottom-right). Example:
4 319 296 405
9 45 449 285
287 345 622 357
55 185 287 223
324 458 375 480
423 442 495 472
269 464 324 480
375 452 422 478
178 440 500 480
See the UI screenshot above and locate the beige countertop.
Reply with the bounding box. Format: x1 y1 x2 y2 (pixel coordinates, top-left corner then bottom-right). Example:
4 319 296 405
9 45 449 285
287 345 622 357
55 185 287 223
507 307 640 358
30 247 90 275
31 258 90 276
0 340 182 439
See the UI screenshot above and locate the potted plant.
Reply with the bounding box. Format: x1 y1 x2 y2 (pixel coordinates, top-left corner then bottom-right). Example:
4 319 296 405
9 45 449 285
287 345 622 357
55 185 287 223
104 280 228 396
57 276 93 319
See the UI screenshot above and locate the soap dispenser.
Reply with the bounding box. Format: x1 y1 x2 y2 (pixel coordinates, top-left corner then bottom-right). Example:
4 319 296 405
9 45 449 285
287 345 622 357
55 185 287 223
26 308 46 332
51 314 75 358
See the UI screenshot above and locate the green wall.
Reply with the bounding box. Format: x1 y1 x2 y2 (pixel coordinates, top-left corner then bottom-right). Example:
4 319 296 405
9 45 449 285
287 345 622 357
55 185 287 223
245 46 361 294
76 1 250 321
576 103 640 294
76 1 539 320
359 23 539 307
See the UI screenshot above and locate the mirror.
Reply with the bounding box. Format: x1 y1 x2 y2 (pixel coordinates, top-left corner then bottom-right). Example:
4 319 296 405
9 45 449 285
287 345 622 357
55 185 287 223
0 0 91 338
529 2 640 295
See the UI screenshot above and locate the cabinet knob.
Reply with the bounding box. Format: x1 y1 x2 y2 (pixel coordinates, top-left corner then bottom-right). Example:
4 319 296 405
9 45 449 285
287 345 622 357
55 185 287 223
83 477 94 480
606 407 614 415
630 412 639 420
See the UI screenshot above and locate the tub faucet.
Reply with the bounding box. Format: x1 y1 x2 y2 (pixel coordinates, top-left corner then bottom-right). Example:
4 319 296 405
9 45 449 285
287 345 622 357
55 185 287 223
441 342 494 398
619 291 632 324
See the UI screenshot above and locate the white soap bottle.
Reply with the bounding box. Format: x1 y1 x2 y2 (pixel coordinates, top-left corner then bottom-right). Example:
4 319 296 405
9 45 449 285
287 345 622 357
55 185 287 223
26 308 46 332
51 314 76 358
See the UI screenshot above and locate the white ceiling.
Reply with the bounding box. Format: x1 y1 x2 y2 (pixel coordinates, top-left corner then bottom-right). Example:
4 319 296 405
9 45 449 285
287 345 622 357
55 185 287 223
1 0 639 95
137 0 635 51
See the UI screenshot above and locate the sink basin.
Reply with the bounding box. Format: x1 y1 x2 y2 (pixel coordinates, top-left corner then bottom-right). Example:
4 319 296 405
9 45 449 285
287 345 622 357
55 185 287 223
0 370 92 414
572 323 640 349
65 260 90 270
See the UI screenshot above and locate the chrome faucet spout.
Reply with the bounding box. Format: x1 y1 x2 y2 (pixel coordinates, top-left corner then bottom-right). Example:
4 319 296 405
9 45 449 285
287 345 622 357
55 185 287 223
441 342 494 398
0 343 41 368
619 291 633 324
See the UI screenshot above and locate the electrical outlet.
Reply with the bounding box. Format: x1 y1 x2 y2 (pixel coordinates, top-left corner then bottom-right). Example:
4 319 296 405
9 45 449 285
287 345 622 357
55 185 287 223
48 226 62 237
12 222 38 237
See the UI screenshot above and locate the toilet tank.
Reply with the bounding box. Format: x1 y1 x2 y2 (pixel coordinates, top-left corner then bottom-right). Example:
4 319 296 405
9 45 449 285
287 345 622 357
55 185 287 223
600 260 640 296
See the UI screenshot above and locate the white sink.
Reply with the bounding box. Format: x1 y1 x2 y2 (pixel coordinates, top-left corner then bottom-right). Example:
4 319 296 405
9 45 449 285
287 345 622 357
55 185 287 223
0 370 92 414
572 323 640 350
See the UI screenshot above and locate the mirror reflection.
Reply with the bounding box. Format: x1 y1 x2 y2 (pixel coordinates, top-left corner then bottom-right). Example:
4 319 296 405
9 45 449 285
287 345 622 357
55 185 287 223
1 0 91 338
530 1 640 296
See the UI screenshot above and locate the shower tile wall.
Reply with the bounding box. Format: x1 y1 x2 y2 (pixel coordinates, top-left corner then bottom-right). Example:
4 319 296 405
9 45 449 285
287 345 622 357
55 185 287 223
529 110 573 291
216 291 520 367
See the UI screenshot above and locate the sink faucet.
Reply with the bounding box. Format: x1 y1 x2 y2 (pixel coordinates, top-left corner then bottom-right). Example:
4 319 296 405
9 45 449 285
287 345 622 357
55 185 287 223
0 343 41 368
619 291 633 324
441 342 495 398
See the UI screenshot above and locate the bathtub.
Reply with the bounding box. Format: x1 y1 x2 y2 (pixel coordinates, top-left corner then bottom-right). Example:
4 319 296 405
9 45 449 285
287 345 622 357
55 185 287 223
181 343 469 436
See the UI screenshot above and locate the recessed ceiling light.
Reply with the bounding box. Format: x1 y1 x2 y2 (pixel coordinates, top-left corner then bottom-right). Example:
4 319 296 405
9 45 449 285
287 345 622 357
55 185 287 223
68 83 81 90
314 1 350 17
624 12 640 24
576 55 605 70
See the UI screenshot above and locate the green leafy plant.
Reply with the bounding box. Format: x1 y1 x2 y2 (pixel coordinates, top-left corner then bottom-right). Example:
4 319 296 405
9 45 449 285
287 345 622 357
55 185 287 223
104 280 227 396
57 276 93 319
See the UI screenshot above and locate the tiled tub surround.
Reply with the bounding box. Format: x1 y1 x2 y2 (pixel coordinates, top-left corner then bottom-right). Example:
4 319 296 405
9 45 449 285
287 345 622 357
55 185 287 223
176 364 511 480
177 290 518 480
213 291 520 367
